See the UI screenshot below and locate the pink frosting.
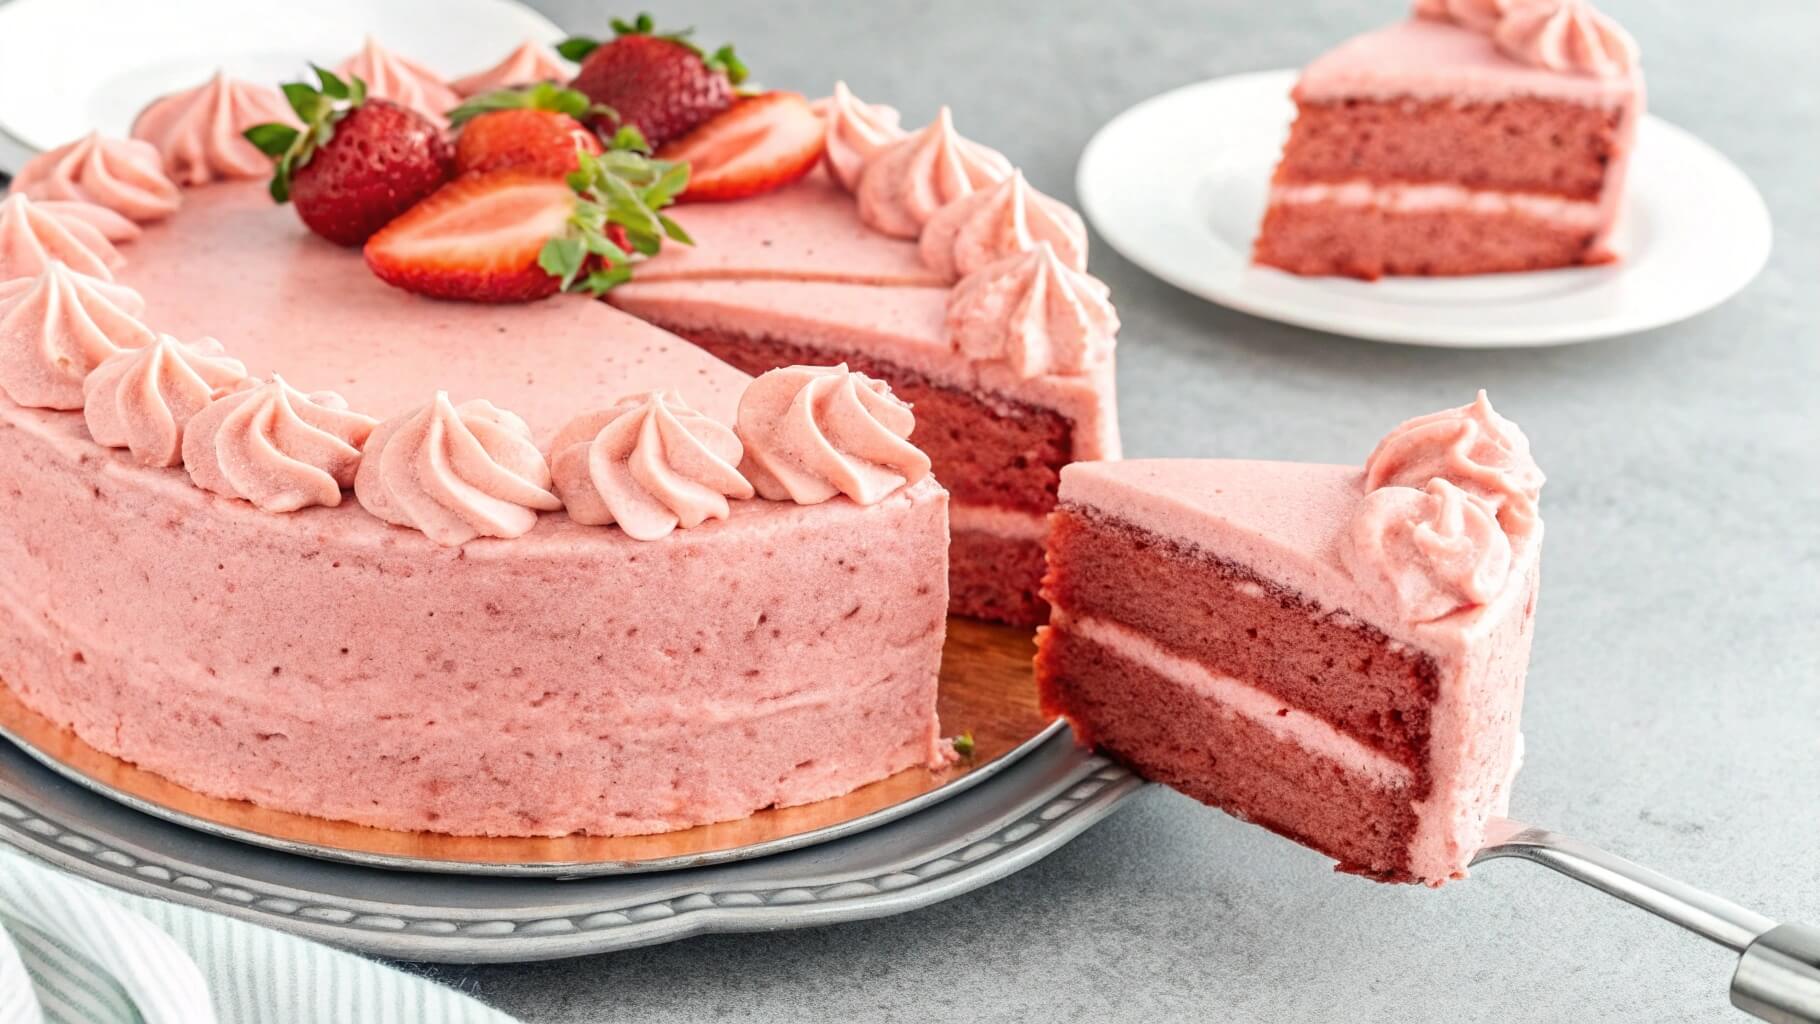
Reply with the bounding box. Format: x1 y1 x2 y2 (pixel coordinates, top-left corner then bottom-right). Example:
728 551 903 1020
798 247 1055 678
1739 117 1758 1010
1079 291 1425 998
854 106 1012 239
83 334 250 466
736 364 931 506
355 393 561 544
945 242 1118 379
1414 0 1512 31
450 40 570 97
1340 478 1513 623
184 375 378 512
1363 389 1544 536
812 82 906 193
917 169 1087 281
549 391 754 540
0 262 153 409
131 71 298 186
1494 0 1638 78
35 201 141 244
12 133 182 224
338 37 462 126
0 194 124 282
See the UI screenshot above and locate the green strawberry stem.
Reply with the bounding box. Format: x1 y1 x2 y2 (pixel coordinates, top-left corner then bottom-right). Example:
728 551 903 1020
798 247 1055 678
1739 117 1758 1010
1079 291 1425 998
555 13 748 84
537 138 692 296
243 65 368 204
445 82 616 129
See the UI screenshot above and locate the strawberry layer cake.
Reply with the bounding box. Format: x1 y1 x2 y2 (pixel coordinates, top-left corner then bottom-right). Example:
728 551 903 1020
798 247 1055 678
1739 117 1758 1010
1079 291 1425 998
1254 0 1644 279
0 21 1116 836
1036 394 1544 884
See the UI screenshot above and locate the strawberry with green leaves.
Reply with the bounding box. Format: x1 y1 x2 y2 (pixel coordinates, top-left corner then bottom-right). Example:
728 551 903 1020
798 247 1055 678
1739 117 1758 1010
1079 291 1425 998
561 13 748 149
363 138 690 303
244 66 452 246
449 82 610 178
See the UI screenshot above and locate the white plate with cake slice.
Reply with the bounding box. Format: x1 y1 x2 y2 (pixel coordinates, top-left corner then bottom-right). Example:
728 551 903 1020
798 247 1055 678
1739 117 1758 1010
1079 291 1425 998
0 0 563 164
1077 69 1773 348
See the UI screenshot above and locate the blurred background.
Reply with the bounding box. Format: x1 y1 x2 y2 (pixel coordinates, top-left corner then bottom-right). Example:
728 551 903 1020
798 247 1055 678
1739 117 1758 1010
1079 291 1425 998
4 0 1815 1020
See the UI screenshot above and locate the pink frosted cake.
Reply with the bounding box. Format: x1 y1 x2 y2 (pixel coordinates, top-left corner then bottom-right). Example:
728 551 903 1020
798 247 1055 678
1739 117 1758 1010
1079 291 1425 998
1254 0 1645 279
1036 394 1544 884
0 27 1118 837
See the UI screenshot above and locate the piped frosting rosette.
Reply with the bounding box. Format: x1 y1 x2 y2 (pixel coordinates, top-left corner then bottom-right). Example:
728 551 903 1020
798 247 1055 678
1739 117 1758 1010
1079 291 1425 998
35 202 141 244
131 71 299 186
735 364 931 506
0 194 125 282
855 107 1012 239
184 376 379 513
550 391 755 540
12 133 182 225
945 242 1118 379
918 170 1088 282
451 40 570 97
338 37 462 127
813 82 907 193
1493 0 1637 78
355 393 561 545
1341 391 1543 624
0 261 154 409
1412 0 1513 31
83 334 250 466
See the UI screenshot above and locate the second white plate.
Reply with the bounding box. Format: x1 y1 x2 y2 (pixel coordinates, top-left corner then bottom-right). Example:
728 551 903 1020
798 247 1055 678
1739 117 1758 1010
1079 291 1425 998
1076 70 1773 348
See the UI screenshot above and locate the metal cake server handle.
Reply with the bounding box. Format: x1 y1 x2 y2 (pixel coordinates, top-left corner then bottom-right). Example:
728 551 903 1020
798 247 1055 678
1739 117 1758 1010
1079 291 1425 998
1474 820 1820 1022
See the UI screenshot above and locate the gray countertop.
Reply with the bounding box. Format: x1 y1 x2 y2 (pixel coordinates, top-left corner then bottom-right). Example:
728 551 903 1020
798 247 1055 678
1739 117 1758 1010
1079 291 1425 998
417 0 1812 1019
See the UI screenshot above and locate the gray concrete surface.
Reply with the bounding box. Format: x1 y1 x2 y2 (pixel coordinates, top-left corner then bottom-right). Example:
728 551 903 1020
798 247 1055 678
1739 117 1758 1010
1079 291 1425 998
431 2 1818 1020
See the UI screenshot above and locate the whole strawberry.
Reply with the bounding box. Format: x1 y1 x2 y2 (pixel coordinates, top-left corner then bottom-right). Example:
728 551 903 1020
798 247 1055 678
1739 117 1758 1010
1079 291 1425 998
244 67 452 246
449 83 606 177
560 13 747 150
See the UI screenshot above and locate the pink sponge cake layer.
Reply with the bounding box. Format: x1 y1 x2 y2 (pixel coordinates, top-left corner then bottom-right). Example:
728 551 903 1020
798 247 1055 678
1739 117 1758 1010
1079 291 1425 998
1254 15 1644 279
1037 447 1542 885
0 181 950 838
612 277 1119 626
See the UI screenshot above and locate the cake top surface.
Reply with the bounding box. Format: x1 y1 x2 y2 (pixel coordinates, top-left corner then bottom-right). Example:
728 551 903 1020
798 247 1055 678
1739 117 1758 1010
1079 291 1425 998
1297 14 1641 105
115 181 750 442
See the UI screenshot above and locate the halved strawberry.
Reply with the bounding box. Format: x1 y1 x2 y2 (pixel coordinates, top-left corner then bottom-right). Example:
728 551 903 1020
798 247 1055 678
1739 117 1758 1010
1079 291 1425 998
365 172 574 302
658 91 825 203
363 147 692 303
449 83 607 177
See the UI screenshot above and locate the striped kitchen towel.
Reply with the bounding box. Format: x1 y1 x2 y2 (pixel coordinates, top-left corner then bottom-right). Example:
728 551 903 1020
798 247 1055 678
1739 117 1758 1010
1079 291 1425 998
0 846 518 1024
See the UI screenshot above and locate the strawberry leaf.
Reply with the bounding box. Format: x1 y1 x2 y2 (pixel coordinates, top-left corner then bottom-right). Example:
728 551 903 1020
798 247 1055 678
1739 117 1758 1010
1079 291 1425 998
540 144 692 295
447 82 603 127
537 236 588 290
243 122 300 158
555 35 599 61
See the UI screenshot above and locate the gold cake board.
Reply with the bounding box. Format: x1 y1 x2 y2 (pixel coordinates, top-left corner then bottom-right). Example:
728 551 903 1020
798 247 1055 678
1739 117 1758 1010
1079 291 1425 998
0 618 1056 876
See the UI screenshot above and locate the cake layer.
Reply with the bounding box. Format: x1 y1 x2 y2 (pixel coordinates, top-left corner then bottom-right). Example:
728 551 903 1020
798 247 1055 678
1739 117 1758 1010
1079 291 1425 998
950 527 1046 625
1270 97 1624 201
1254 198 1608 279
0 405 950 837
1036 620 1420 880
1044 503 1436 770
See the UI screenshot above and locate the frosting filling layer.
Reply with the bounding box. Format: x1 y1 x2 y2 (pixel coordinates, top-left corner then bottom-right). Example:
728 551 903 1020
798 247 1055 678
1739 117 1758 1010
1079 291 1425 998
1268 180 1604 229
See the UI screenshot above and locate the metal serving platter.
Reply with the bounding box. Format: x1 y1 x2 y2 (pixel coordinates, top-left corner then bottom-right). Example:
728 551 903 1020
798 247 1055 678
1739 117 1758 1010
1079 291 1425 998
0 718 1141 962
0 620 1063 877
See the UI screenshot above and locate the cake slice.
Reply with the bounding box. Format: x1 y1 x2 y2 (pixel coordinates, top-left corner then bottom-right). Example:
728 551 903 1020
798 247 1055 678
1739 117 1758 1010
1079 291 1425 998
1254 1 1644 279
1036 393 1543 884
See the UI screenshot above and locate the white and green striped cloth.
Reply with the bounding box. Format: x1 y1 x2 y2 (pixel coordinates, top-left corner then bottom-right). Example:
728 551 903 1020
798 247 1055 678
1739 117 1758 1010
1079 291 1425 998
0 846 519 1024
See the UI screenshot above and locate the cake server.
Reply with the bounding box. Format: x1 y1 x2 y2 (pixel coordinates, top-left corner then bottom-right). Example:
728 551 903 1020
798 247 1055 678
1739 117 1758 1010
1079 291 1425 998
1474 821 1820 1022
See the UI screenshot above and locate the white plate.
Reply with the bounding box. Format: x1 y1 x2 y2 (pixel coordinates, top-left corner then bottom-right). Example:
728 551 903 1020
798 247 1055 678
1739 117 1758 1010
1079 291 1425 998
0 0 564 158
1076 70 1773 348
